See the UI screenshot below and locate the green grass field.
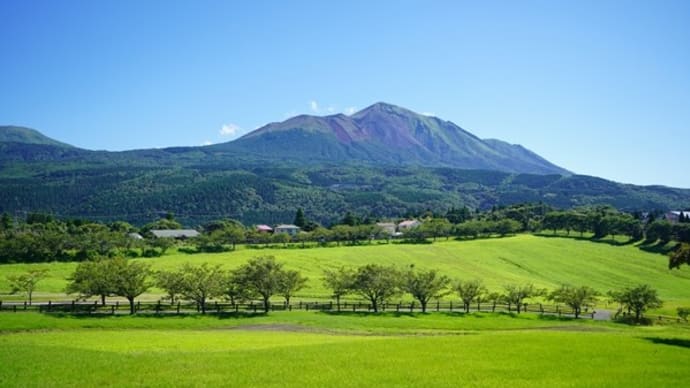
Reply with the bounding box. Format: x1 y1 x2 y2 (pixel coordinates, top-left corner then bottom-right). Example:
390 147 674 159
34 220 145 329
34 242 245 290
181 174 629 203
2 235 690 314
2 312 690 387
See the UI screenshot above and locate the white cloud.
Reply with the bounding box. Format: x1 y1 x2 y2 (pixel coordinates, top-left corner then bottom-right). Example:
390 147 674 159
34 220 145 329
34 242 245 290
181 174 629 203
219 123 241 137
344 106 357 115
327 106 336 113
202 140 213 146
422 112 436 117
309 100 320 113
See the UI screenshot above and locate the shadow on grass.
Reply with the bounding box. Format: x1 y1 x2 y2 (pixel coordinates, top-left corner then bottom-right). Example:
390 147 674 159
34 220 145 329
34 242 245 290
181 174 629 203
533 233 678 255
644 337 690 349
42 311 269 320
638 241 677 255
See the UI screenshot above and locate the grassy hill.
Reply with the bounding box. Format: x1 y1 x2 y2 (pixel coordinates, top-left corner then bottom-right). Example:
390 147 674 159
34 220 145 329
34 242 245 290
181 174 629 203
3 235 690 314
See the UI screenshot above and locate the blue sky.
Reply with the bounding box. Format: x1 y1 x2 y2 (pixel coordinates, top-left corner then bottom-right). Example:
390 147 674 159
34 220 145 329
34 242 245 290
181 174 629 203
1 0 689 188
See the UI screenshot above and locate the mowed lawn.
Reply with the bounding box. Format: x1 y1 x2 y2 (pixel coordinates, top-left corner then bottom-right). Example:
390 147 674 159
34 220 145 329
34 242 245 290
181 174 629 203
2 235 690 313
1 312 690 387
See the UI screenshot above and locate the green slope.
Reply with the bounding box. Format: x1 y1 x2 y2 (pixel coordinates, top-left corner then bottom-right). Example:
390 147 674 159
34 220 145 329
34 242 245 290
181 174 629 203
3 235 690 313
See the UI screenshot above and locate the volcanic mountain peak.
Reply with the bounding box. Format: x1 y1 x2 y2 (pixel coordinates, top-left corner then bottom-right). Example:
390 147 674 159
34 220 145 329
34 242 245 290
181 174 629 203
226 103 570 175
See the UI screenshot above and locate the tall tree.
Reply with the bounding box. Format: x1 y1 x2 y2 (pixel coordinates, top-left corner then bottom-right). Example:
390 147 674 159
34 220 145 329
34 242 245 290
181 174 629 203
277 269 308 305
402 267 451 312
110 257 152 314
456 279 487 313
609 284 663 322
294 208 306 228
548 285 599 319
669 243 690 269
66 259 114 305
351 264 401 312
322 267 355 309
232 256 285 313
173 263 226 314
7 269 48 305
156 270 185 304
503 283 545 313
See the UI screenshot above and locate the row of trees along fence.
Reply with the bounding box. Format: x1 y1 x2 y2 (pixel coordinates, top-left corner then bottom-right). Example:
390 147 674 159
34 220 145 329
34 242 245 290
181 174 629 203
0 299 604 318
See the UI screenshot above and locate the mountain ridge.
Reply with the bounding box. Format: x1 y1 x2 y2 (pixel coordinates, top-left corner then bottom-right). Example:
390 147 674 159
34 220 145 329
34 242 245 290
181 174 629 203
219 102 571 175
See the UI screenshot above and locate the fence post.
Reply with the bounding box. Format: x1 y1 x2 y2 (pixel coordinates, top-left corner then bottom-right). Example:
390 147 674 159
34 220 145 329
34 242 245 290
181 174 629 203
137 301 141 313
156 300 161 314
14 305 17 313
24 301 27 310
436 301 440 312
353 303 356 312
177 302 181 315
449 301 453 312
235 303 238 313
71 300 75 313
477 301 480 312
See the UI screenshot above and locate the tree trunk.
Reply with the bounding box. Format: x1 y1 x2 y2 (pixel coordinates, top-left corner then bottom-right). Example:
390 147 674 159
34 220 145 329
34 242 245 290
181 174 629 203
421 300 427 313
336 295 341 312
28 292 32 306
263 297 270 313
101 294 106 305
128 296 135 315
574 307 580 319
371 299 378 313
200 297 206 314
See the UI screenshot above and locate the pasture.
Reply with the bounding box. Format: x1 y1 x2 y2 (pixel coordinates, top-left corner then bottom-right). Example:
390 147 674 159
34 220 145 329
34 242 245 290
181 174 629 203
2 312 690 387
2 235 690 315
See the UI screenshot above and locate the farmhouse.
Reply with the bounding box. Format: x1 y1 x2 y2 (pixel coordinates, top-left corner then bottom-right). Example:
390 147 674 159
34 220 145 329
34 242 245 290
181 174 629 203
255 224 273 233
398 219 422 230
150 229 200 239
665 211 690 223
274 224 301 236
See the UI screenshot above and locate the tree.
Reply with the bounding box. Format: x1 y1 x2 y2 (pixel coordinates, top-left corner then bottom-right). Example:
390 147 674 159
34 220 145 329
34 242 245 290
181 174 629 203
455 279 487 313
294 208 306 228
503 283 545 313
322 267 355 309
7 269 47 305
174 263 226 314
156 270 185 304
110 257 152 314
350 264 401 312
0 212 13 232
548 285 599 319
495 219 521 237
609 284 663 322
420 218 452 241
669 243 690 269
66 259 114 305
277 269 308 305
402 267 451 312
232 256 285 313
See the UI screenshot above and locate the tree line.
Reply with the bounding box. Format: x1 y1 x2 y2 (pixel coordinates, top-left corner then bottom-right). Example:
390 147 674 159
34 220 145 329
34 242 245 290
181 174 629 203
5 256 667 323
2 204 690 266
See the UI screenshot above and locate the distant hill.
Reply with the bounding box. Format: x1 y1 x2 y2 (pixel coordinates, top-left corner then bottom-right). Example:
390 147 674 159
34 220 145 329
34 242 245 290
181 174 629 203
217 103 571 175
0 126 74 148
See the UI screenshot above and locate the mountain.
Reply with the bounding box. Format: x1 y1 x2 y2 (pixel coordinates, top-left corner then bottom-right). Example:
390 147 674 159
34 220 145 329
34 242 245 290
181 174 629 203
0 126 74 148
217 103 570 175
1 107 689 226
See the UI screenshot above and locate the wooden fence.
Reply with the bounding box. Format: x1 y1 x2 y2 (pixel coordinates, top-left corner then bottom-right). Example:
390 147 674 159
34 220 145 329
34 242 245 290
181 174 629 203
0 299 604 319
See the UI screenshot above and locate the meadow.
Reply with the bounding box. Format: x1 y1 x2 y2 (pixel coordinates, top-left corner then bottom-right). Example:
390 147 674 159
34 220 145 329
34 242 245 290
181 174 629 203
2 234 690 315
3 236 690 387
2 312 690 387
